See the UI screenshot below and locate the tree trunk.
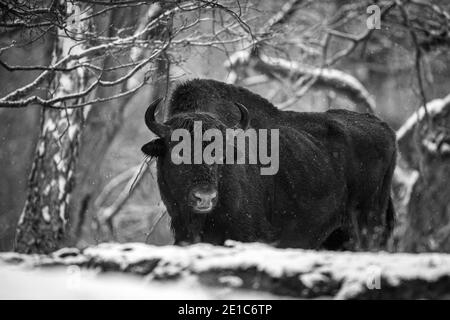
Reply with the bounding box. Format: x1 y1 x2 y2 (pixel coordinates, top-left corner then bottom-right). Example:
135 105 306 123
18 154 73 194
394 94 450 252
15 8 94 254
69 3 173 245
0 35 52 251
68 5 150 245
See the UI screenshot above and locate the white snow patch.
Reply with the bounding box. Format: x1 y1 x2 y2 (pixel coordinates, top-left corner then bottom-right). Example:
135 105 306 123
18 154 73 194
0 267 212 299
50 179 58 189
17 207 26 226
42 207 51 222
53 154 62 167
43 185 51 196
43 119 56 133
58 176 66 199
83 106 92 119
67 125 78 140
59 75 75 92
147 3 161 18
127 76 140 90
37 141 46 156
224 49 251 68
440 142 450 154
218 275 243 288
59 202 67 225
56 118 69 133
56 159 67 172
397 94 450 140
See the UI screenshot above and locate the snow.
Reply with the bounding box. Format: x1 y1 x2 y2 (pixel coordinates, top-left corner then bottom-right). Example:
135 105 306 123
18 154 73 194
67 125 78 140
0 256 281 300
81 242 450 298
42 206 51 222
58 176 66 199
0 266 211 299
37 141 45 156
224 49 252 68
59 74 75 92
218 275 244 287
441 142 450 154
258 54 376 111
147 3 161 19
396 94 450 140
83 106 92 119
17 207 26 226
59 202 67 226
43 119 56 133
53 153 62 168
2 242 450 299
43 184 51 196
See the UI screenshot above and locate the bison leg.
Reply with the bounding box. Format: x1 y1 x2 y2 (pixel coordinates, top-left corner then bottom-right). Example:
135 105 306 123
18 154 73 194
351 200 390 250
320 228 352 250
352 187 395 250
348 152 396 251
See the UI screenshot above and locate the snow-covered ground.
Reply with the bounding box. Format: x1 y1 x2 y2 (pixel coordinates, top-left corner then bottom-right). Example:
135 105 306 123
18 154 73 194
1 241 449 299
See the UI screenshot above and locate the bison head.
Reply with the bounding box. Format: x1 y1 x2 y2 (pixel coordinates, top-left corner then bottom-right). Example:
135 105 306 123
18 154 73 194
141 98 249 218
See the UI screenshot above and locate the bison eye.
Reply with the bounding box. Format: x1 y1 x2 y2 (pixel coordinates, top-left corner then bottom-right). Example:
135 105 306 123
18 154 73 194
141 138 166 157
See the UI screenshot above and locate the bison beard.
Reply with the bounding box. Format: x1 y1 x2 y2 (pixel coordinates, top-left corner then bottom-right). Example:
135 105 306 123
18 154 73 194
142 79 397 250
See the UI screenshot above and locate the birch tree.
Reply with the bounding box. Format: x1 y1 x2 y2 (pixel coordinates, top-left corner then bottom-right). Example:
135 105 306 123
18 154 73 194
15 4 95 253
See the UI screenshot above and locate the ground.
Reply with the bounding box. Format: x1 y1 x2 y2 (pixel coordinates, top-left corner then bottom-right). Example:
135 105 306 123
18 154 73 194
1 241 449 299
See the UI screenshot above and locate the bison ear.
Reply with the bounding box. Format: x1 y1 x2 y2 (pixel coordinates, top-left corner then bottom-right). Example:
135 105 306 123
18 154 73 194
141 138 166 157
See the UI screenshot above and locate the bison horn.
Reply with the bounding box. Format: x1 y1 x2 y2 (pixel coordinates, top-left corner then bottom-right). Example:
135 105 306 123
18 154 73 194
234 102 250 130
145 97 171 138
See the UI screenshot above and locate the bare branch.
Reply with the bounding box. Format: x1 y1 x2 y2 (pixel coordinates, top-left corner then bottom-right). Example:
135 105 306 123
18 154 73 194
324 2 397 66
397 1 430 124
225 51 376 113
0 0 257 109
95 157 154 237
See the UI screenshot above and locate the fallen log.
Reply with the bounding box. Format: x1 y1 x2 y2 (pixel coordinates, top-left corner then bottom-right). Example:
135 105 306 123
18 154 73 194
1 242 449 299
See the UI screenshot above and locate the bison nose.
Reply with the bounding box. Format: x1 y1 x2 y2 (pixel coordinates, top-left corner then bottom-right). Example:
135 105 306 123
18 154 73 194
189 186 218 213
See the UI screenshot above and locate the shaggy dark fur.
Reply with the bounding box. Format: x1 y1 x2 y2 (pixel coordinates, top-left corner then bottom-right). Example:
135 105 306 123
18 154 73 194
142 79 397 249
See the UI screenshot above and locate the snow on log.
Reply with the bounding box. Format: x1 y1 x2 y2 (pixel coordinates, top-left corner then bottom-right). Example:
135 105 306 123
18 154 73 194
1 242 450 299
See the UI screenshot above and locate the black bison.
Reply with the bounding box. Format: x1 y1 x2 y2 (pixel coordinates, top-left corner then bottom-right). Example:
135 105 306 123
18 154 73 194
142 79 396 250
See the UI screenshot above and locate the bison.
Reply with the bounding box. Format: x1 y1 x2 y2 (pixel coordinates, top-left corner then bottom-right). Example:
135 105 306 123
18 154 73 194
141 79 396 250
